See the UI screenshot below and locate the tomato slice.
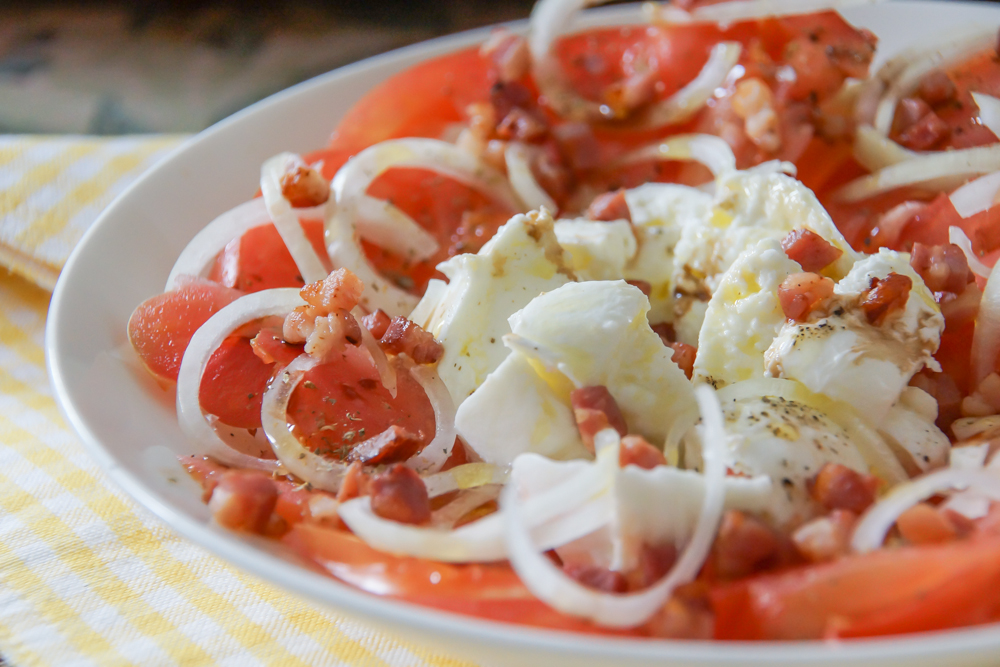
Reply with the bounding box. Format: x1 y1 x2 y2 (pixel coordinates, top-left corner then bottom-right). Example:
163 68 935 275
711 536 1000 640
198 334 275 429
286 347 435 459
127 278 242 382
207 219 329 293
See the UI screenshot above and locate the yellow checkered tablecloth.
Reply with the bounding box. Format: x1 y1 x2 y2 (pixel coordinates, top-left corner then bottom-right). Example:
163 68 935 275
0 135 477 667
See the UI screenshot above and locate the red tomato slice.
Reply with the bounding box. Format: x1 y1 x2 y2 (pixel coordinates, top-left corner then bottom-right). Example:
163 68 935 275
207 219 329 293
127 278 242 382
286 347 435 459
282 522 626 633
711 536 1000 640
198 334 276 429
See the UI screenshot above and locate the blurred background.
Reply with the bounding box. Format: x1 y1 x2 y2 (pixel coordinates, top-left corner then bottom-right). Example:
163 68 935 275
0 0 536 135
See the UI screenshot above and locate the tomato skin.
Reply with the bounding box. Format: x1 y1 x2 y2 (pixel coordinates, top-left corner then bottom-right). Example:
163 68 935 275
711 536 1000 640
128 278 242 382
198 334 276 429
208 219 329 293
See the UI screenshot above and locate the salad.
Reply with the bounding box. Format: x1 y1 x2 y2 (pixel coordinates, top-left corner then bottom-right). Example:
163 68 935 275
127 0 1000 642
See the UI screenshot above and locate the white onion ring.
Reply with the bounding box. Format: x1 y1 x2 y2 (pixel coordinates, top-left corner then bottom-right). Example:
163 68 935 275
261 153 331 285
950 170 1000 219
430 485 502 529
359 324 397 399
952 415 1000 442
402 361 458 475
505 142 558 212
851 468 1000 552
874 28 997 135
615 133 738 177
973 92 1000 140
949 226 992 279
833 144 1000 203
971 261 1000 387
423 462 508 497
853 126 917 174
176 288 305 472
500 385 727 629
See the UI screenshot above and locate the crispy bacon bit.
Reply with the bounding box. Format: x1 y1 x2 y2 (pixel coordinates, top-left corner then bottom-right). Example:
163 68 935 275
284 269 366 357
910 243 971 295
898 110 950 150
918 70 957 106
860 273 912 325
619 434 667 470
571 386 628 452
808 462 879 513
496 107 548 142
369 464 431 525
669 342 697 380
208 471 278 533
379 317 444 364
564 563 628 593
490 81 538 126
336 461 372 503
780 229 843 272
938 282 982 328
895 97 932 134
553 122 602 171
586 188 632 222
626 279 652 296
603 69 658 117
300 268 364 311
346 425 423 466
280 163 330 208
361 308 392 340
731 78 780 152
651 322 676 345
896 502 959 544
713 510 781 580
778 272 834 322
792 509 856 563
480 28 530 83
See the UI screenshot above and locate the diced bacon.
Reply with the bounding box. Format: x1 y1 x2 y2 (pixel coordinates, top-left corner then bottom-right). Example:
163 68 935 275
895 97 932 134
250 326 304 366
337 461 372 503
280 163 330 208
480 29 530 83
570 386 628 452
379 317 443 364
918 70 956 106
346 425 423 466
860 273 912 326
563 563 628 593
628 542 677 591
489 81 537 124
670 342 697 380
808 462 879 513
896 502 959 544
586 189 631 222
369 464 431 525
300 268 364 311
619 434 667 470
712 510 781 580
626 279 652 296
553 122 602 171
911 369 963 431
938 282 982 328
898 111 950 150
286 308 362 359
496 108 548 142
780 229 844 272
361 308 392 340
603 69 658 117
910 243 972 295
208 470 278 533
792 509 857 563
651 322 677 345
180 455 229 502
778 272 834 322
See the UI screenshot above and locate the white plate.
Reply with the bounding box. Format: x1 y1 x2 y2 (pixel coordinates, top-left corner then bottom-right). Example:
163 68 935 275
47 3 1000 665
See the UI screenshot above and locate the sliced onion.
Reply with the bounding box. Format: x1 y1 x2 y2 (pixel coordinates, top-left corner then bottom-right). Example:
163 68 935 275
176 288 305 472
949 226 992 279
501 385 727 629
261 153 331 285
851 468 1000 552
973 92 1000 139
873 29 997 135
615 133 737 178
505 142 558 211
431 485 501 528
952 415 1000 442
359 324 397 399
971 261 1000 387
950 170 1000 219
634 42 742 129
853 126 918 173
833 144 1000 203
403 361 458 474
423 462 508 497
716 377 908 485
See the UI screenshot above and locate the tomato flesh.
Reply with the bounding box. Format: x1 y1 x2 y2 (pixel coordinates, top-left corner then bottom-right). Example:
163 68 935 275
208 219 329 293
198 335 275 429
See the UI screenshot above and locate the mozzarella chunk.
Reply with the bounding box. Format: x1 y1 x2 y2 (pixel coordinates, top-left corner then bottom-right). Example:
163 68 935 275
693 239 800 388
684 393 869 528
456 281 695 464
554 219 636 281
765 249 944 425
877 387 950 473
410 210 571 406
